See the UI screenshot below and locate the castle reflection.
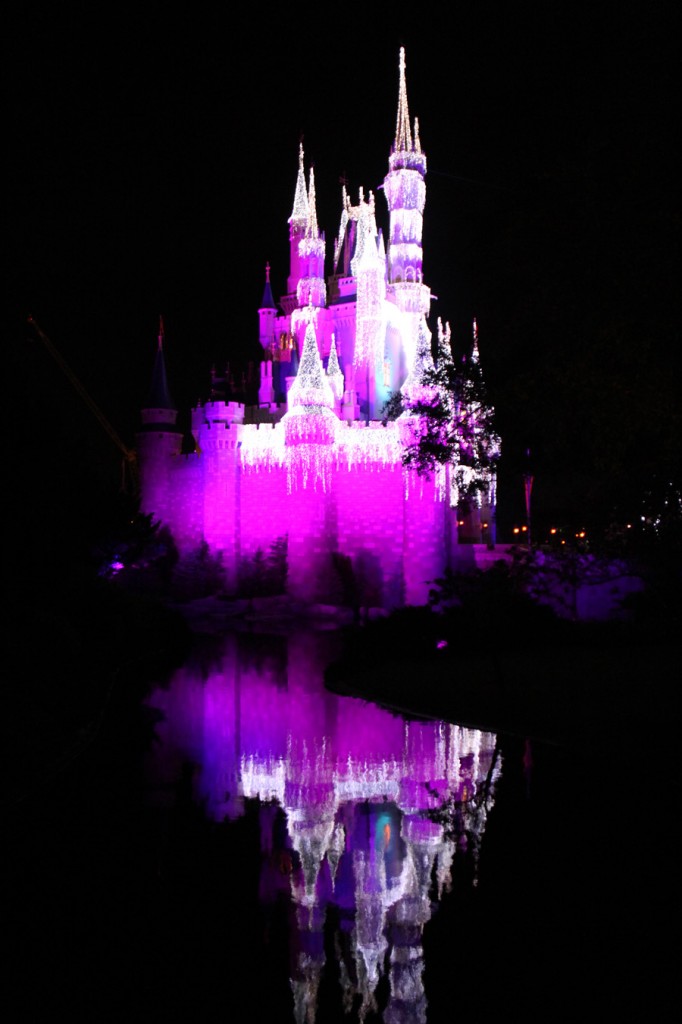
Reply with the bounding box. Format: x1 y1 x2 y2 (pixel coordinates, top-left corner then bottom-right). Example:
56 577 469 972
145 630 501 1022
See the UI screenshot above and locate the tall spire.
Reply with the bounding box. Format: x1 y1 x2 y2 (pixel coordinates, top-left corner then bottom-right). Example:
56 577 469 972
395 46 412 154
389 48 425 174
260 262 277 310
385 47 427 303
288 315 335 412
290 142 309 227
471 318 480 363
145 314 175 412
296 164 327 310
306 166 319 239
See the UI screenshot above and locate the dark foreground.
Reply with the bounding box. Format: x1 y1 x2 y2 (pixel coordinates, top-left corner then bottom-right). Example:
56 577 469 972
5 589 680 1021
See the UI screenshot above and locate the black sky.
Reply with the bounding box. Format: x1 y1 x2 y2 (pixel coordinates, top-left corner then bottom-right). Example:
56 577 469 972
7 2 679 528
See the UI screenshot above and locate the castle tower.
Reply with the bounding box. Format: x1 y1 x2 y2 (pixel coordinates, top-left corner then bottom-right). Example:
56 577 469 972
258 261 278 353
136 316 183 524
351 190 387 420
297 167 326 308
384 48 430 374
293 165 327 357
282 143 310 317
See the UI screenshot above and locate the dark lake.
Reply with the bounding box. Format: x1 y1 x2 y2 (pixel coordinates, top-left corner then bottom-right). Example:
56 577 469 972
6 625 677 1021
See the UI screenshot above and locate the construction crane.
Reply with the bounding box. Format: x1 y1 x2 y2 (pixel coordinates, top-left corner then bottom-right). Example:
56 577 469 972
27 315 139 495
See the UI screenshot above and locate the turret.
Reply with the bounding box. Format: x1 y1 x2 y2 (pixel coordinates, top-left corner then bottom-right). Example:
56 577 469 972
258 261 278 352
139 315 180 432
296 165 327 318
282 143 310 316
383 48 431 372
137 316 183 523
325 334 345 415
351 190 387 419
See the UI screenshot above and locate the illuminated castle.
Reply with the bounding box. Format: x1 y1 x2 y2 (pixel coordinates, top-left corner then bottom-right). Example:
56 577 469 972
138 49 500 608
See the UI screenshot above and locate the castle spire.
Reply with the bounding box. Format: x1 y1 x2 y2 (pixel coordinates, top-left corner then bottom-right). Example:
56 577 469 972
306 166 319 239
142 315 175 419
286 143 311 306
394 46 412 154
261 261 277 310
384 46 428 361
288 314 335 412
296 165 327 311
326 333 345 406
471 318 480 363
290 142 309 227
389 48 425 174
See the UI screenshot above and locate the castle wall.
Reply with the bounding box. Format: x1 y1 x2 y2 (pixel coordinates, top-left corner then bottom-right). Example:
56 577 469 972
239 460 289 560
334 462 405 609
167 453 204 549
402 473 448 605
142 417 460 608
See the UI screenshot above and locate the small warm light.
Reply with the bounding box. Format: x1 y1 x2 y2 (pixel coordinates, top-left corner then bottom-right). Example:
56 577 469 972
626 523 632 529
521 525 527 532
561 539 566 545
482 522 488 529
458 520 465 527
578 531 586 538
513 527 520 535
550 527 557 535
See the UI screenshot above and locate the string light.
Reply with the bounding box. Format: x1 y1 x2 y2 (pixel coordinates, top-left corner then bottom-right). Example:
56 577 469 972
289 142 309 227
326 334 344 403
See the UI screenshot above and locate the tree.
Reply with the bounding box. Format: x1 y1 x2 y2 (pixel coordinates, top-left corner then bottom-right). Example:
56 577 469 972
383 318 501 503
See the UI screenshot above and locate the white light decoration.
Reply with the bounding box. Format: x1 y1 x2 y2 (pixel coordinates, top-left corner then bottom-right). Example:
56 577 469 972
297 165 327 309
335 421 403 469
352 194 387 369
289 142 309 228
436 317 455 415
326 334 344 402
386 281 430 316
239 422 286 471
290 301 320 341
389 48 427 175
386 182 426 222
400 315 435 406
287 317 335 412
333 184 352 266
282 317 337 491
389 240 423 266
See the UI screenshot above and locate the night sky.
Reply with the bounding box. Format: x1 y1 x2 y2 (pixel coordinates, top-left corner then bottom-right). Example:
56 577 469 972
8 2 679 535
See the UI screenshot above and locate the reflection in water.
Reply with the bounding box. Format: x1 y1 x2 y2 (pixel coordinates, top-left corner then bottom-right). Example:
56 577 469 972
145 631 501 1022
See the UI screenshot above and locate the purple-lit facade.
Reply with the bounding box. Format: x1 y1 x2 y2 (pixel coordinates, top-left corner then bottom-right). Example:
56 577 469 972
137 50 499 607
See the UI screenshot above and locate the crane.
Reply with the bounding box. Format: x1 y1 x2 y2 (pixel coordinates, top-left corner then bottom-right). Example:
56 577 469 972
27 315 139 495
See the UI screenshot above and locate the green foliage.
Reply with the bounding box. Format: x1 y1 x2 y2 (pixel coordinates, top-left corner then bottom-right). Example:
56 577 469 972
382 348 501 499
381 390 404 421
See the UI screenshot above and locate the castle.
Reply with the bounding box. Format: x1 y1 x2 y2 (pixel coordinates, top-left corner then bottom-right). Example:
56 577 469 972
137 49 500 608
